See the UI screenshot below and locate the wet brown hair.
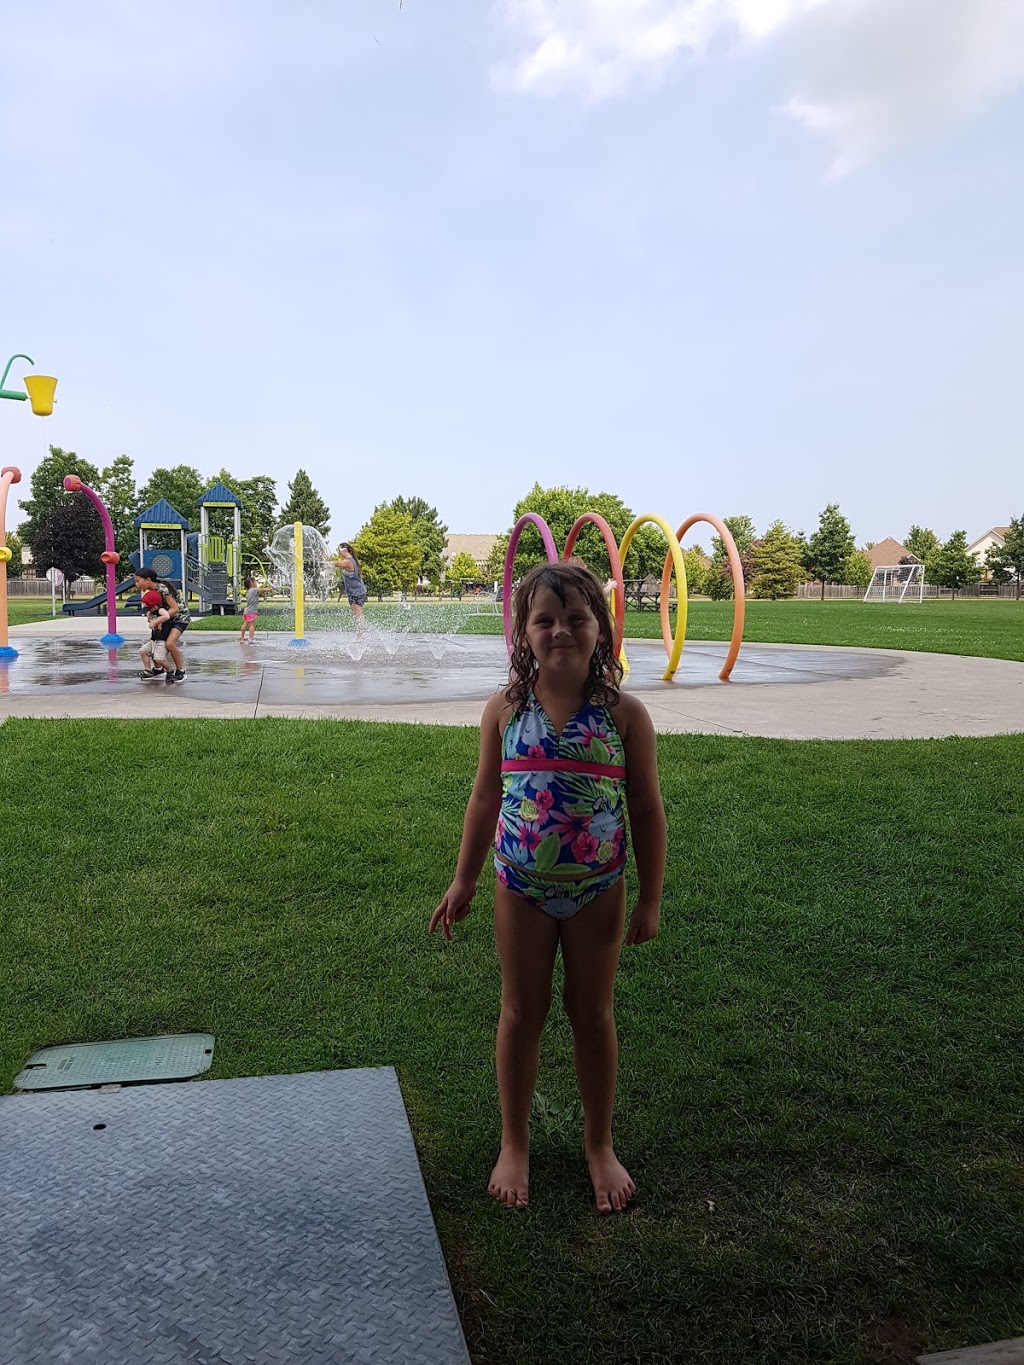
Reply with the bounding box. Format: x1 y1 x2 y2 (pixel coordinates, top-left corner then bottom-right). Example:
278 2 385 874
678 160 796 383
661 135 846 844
505 561 622 714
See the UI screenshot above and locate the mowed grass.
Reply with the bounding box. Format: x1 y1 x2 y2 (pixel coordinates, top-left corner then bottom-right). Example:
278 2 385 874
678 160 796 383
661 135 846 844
1 719 1022 1364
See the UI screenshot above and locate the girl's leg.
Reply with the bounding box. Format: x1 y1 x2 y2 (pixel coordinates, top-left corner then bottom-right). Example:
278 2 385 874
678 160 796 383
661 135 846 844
352 602 365 637
559 878 635 1212
165 628 184 673
491 884 559 1207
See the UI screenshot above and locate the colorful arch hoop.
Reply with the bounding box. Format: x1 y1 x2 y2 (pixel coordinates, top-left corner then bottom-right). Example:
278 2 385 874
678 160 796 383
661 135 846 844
665 513 746 682
561 513 625 657
619 513 688 682
502 513 559 654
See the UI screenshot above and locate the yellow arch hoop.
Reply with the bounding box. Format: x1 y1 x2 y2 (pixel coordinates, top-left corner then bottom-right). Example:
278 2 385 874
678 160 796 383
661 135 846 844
619 514 688 682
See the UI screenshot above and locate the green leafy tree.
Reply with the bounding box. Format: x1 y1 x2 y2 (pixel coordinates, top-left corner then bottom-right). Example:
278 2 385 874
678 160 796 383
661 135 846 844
30 496 105 589
905 525 939 563
280 469 330 538
484 534 508 583
17 446 100 542
137 465 205 530
386 496 448 586
805 503 855 600
750 521 805 599
843 549 874 588
352 505 420 596
504 484 665 582
984 547 1012 589
4 531 25 577
97 454 138 561
447 551 480 588
931 529 980 599
985 516 1024 599
682 546 709 597
707 516 757 599
215 469 278 575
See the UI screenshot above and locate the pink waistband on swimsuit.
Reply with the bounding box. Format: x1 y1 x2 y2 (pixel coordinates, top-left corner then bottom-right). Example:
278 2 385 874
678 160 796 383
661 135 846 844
500 757 626 779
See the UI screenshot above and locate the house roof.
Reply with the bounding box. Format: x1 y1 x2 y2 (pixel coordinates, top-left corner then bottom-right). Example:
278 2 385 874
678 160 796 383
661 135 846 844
197 480 242 508
443 533 499 566
133 498 191 530
865 537 918 571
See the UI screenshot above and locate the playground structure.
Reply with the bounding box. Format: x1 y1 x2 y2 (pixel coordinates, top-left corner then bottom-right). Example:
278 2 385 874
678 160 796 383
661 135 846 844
503 511 746 683
1 351 57 660
62 481 246 622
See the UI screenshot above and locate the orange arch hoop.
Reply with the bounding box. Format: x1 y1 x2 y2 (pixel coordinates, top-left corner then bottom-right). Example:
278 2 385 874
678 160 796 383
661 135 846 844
662 513 746 681
562 513 625 656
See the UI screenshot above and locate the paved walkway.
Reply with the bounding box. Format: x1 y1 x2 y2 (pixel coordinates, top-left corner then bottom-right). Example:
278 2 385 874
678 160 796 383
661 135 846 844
2 620 1022 739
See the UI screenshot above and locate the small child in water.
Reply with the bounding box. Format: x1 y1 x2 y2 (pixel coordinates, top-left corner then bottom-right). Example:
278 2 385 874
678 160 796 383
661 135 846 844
239 577 260 643
138 589 172 679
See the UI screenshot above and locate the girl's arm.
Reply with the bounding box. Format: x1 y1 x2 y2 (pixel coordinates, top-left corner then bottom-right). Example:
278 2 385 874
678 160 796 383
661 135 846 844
161 592 181 619
429 691 506 940
618 694 667 945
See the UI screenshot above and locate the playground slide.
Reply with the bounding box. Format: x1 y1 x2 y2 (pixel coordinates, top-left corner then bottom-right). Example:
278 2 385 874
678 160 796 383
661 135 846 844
62 576 140 616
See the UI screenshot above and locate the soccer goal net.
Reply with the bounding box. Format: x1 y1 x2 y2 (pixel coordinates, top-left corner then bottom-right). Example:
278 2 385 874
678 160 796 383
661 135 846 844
863 564 925 603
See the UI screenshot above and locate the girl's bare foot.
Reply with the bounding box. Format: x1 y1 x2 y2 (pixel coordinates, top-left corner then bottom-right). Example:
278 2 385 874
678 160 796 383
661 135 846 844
586 1146 635 1213
488 1144 529 1208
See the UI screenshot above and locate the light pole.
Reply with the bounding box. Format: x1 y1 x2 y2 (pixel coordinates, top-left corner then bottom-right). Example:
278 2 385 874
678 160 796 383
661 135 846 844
1 353 58 660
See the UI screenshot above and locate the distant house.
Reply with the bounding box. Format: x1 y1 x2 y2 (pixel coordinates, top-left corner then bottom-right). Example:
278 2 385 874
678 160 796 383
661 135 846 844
442 533 499 574
968 527 1011 566
865 538 921 572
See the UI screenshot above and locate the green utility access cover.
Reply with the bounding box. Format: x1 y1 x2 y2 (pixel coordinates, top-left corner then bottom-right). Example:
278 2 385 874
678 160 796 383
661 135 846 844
14 1034 214 1091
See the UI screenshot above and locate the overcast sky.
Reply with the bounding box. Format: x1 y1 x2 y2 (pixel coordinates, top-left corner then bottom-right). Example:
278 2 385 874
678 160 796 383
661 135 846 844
2 0 1021 547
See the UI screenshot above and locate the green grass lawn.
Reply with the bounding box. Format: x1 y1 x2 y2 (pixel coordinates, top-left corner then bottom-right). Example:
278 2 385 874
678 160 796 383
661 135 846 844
3 597 64 626
2 719 1021 1364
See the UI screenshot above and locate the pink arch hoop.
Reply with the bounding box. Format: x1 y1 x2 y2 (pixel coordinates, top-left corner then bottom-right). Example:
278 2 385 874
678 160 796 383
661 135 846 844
503 513 559 654
562 513 625 656
662 512 746 681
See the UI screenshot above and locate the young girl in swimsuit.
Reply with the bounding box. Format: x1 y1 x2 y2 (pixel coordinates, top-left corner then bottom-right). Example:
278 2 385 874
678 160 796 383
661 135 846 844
430 561 666 1213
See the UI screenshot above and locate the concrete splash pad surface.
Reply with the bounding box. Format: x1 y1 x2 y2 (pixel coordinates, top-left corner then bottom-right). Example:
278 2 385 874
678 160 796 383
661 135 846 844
1 623 1022 738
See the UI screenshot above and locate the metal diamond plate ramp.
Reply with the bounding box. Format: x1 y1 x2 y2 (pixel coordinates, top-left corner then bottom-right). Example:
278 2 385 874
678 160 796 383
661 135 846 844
14 1033 214 1090
0 1067 470 1364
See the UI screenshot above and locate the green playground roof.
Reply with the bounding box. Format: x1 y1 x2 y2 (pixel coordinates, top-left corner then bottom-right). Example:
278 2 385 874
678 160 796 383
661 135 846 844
133 498 191 530
197 481 243 508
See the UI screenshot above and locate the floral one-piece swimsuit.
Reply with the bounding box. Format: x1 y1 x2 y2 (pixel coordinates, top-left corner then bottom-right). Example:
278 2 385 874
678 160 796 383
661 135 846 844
494 692 627 920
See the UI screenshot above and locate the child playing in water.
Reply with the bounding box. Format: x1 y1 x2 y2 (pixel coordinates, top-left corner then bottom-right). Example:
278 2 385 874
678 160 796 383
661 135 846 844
239 576 260 643
430 562 666 1213
138 589 172 679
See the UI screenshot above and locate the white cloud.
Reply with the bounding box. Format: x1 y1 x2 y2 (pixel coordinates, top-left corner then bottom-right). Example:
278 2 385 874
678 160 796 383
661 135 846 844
492 0 1024 171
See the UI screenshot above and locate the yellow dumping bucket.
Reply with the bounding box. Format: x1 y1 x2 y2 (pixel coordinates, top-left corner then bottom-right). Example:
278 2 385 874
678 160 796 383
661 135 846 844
24 375 57 416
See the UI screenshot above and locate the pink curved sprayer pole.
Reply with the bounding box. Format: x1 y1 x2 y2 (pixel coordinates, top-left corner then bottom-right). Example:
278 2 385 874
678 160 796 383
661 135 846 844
0 466 22 659
502 513 559 655
63 476 125 647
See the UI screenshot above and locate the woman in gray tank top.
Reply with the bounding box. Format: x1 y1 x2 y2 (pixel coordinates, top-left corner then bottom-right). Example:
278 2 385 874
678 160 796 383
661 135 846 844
336 543 368 636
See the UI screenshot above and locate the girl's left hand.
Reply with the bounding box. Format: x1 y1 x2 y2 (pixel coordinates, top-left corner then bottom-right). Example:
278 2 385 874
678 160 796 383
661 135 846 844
625 901 660 945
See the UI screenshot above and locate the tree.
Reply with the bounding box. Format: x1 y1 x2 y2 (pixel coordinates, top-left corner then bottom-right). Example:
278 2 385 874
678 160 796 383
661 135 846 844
503 484 666 583
216 469 278 574
805 503 855 600
706 516 757 600
30 496 105 589
17 446 101 542
385 495 448 586
985 516 1024 599
279 469 330 538
4 531 25 578
97 454 138 561
447 551 480 588
749 521 805 599
843 549 874 589
930 530 980 599
905 525 939 563
682 547 709 597
484 534 509 583
352 506 420 595
137 465 205 530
